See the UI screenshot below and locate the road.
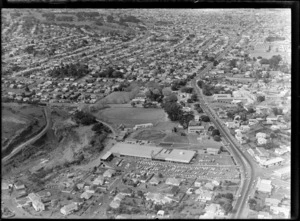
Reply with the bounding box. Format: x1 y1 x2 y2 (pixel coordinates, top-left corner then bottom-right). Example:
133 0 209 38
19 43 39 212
2 106 52 164
190 29 257 218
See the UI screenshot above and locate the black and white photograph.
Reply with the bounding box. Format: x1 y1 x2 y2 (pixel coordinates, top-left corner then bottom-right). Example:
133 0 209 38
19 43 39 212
1 6 296 219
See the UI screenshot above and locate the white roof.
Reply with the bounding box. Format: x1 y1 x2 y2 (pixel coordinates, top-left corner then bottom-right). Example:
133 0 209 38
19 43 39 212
262 157 284 166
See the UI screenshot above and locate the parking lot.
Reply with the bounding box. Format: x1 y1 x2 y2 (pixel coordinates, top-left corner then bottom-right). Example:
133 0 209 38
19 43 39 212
133 158 240 180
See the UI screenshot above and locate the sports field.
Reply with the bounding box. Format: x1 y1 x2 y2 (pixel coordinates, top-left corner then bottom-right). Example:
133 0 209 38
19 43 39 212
96 107 166 127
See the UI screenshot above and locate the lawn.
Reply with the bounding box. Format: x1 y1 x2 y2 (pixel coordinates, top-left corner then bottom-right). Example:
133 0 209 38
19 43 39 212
133 129 166 141
96 107 166 127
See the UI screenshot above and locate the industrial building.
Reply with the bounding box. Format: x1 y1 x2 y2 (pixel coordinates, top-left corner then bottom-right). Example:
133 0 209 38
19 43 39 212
109 142 196 164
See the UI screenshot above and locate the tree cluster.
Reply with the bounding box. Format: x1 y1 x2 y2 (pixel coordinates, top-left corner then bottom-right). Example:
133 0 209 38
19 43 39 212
73 110 96 125
171 79 187 91
259 55 282 69
49 62 90 79
97 67 124 78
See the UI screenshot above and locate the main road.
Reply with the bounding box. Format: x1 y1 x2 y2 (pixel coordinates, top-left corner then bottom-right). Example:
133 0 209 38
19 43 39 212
2 106 52 164
190 28 257 218
192 80 255 218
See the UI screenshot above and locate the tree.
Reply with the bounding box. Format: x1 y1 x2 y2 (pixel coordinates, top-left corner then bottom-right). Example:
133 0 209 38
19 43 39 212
272 107 283 116
162 87 172 97
179 112 194 129
191 94 198 102
208 126 214 131
164 93 178 103
247 107 255 114
213 135 221 142
223 202 233 214
212 129 220 136
158 173 163 178
163 102 183 121
200 115 210 122
197 80 204 89
257 95 265 103
131 101 136 107
181 87 193 94
187 98 193 103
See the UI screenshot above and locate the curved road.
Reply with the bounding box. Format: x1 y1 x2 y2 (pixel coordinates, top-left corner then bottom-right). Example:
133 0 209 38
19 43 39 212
2 106 52 164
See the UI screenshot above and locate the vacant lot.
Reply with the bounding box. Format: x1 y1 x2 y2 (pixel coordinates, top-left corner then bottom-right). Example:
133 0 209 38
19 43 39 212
96 107 166 127
163 134 189 144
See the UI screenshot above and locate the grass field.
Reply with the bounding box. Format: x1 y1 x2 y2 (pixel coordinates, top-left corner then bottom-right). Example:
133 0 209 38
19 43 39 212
96 107 166 127
133 129 166 141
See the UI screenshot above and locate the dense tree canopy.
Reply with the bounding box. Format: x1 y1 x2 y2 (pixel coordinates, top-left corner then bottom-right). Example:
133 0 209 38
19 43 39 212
49 62 90 79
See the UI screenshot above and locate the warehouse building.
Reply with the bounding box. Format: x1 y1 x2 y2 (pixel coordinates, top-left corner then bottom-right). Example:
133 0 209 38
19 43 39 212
109 142 196 164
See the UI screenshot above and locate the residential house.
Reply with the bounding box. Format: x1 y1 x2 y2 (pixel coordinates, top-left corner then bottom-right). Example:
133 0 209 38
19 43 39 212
149 176 160 186
103 169 116 178
199 203 224 219
206 148 219 155
273 166 290 180
165 178 181 186
256 178 272 194
80 191 93 200
258 211 273 219
188 121 205 134
194 180 202 188
226 120 240 129
195 189 213 202
28 193 45 212
60 202 78 216
270 206 290 218
14 182 25 190
204 182 215 191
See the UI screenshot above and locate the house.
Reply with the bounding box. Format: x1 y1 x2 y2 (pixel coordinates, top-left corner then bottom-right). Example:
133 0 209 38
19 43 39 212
258 211 272 219
28 193 45 212
270 206 290 218
257 137 268 145
157 210 165 217
200 203 224 218
206 148 219 155
194 180 202 187
165 178 181 186
204 182 215 191
256 132 267 139
212 180 220 186
60 202 78 216
274 148 289 156
14 182 25 190
248 118 258 126
188 122 205 134
80 191 93 200
93 176 105 186
273 166 290 180
195 190 213 202
226 121 240 129
149 176 160 186
240 125 250 133
256 178 272 194
265 198 281 207
103 169 116 178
